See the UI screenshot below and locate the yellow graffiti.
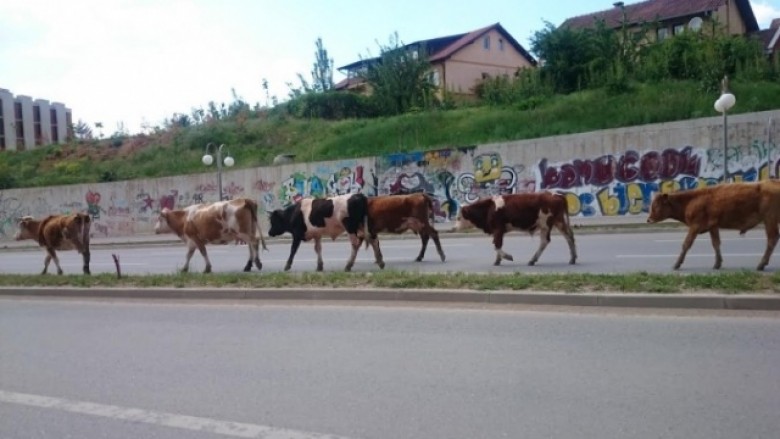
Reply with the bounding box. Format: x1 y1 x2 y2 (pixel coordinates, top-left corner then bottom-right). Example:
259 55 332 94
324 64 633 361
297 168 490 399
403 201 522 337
626 183 644 215
474 153 502 184
597 188 620 216
564 192 581 216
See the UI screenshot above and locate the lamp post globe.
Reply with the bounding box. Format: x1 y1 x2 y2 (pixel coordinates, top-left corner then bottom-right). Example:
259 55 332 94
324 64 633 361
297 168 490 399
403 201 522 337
224 156 235 167
202 154 214 166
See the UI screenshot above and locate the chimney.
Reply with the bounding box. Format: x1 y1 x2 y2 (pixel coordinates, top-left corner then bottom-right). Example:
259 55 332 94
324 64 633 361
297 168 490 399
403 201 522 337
771 18 780 29
613 1 624 7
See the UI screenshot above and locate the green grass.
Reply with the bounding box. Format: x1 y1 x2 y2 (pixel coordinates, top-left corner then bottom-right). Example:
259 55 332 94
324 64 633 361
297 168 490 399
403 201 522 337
1 270 778 294
3 80 780 189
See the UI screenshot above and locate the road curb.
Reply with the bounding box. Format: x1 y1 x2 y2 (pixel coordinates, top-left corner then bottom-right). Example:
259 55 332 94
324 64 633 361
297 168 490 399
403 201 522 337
1 287 778 311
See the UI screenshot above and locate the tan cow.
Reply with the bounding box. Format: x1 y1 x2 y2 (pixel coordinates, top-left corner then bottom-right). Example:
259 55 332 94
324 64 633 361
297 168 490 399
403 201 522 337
155 198 267 273
15 213 92 275
647 180 780 270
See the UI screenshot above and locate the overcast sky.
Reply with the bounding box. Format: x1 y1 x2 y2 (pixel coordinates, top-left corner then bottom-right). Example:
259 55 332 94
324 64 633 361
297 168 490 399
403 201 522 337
2 0 779 135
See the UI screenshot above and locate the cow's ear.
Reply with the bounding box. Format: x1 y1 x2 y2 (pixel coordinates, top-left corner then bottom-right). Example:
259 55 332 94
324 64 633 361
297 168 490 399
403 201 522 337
660 193 670 204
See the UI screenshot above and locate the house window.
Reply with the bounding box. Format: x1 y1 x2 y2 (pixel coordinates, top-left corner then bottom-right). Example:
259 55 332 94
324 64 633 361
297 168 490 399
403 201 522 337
498 38 505 51
15 102 24 148
673 24 685 35
33 105 42 145
428 70 440 86
483 36 490 50
50 108 58 143
657 27 669 42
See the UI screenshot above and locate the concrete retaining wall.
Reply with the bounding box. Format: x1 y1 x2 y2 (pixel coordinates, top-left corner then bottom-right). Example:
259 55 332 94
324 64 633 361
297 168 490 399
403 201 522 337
1 110 778 241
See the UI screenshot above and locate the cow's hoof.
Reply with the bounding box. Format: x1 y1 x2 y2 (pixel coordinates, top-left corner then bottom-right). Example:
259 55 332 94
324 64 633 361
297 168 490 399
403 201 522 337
569 259 576 265
493 261 501 266
528 260 537 266
504 255 514 261
415 257 423 262
255 263 263 271
440 255 446 262
757 265 766 271
378 262 386 269
673 265 681 270
284 266 291 272
57 269 64 275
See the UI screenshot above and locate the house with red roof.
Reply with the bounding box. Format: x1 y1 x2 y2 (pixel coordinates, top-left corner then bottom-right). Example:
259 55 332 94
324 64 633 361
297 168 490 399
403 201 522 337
560 0 759 42
335 23 536 99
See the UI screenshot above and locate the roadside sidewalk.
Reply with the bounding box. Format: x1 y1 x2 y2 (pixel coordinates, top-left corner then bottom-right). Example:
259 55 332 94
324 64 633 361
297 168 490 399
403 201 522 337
1 286 778 311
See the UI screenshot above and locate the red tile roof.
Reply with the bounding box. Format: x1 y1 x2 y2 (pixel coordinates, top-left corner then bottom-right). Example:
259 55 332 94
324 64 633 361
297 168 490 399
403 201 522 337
561 0 757 32
428 23 536 65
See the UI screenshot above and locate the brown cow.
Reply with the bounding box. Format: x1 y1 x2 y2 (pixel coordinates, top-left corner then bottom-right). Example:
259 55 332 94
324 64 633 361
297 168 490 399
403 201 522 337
154 198 267 273
15 213 92 275
361 193 445 268
453 193 577 266
647 180 780 270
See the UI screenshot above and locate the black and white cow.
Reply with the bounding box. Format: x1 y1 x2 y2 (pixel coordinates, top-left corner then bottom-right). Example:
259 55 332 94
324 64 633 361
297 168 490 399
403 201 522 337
268 193 378 272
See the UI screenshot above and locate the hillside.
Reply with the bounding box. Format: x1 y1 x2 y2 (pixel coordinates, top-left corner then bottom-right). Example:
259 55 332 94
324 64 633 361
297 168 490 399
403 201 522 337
2 79 780 190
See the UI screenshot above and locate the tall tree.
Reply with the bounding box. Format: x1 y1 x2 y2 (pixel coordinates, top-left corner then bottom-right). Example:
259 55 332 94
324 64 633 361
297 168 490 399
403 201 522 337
311 37 334 92
361 32 437 116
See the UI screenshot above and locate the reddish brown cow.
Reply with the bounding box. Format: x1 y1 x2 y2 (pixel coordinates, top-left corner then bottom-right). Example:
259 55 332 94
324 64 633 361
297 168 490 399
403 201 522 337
361 193 445 268
15 213 92 275
647 180 780 270
453 193 577 266
155 198 267 273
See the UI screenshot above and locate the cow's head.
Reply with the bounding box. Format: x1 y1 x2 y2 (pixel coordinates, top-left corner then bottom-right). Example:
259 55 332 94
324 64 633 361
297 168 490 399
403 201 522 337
452 207 476 232
14 216 37 241
154 208 173 234
267 209 288 237
647 193 673 223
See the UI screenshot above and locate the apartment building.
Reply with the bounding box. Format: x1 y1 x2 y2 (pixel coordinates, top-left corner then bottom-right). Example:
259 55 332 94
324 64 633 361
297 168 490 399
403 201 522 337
0 88 72 151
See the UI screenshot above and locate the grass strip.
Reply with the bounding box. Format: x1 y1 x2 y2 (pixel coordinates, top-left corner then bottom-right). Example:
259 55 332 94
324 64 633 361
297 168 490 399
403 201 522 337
1 270 779 294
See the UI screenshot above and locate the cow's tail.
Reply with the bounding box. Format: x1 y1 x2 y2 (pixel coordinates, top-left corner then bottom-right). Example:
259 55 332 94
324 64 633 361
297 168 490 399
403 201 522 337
247 199 268 251
424 192 435 225
363 200 371 250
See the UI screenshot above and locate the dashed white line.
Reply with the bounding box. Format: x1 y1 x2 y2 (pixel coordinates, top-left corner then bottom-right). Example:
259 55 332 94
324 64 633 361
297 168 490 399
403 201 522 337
0 390 356 439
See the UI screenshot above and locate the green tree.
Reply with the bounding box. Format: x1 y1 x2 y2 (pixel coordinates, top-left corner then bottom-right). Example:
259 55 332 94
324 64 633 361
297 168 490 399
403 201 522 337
311 37 334 92
361 32 437 116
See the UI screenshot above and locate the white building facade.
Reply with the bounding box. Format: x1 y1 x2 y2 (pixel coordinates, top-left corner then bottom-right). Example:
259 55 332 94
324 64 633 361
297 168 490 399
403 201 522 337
0 88 72 151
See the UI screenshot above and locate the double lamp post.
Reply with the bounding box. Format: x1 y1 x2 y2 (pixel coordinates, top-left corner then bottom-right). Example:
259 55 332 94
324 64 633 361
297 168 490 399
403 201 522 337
202 143 235 201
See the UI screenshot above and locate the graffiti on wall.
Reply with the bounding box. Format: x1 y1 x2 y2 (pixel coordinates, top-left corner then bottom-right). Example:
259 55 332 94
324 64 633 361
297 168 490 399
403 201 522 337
376 147 534 221
269 162 366 210
536 142 780 217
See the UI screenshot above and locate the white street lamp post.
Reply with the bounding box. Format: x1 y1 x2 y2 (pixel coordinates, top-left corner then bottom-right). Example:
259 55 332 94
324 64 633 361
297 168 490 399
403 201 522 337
202 143 235 201
714 76 736 183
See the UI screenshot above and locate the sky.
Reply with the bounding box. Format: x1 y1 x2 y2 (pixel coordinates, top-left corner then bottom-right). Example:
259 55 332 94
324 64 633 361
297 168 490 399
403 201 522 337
2 0 780 136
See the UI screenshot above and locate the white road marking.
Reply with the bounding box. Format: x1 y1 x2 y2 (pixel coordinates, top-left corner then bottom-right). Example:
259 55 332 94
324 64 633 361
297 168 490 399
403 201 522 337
0 390 355 439
654 237 766 242
617 253 772 258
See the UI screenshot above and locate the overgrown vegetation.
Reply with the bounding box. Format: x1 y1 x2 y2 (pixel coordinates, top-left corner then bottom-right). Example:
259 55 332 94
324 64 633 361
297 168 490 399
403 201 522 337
1 22 778 190
0 270 779 294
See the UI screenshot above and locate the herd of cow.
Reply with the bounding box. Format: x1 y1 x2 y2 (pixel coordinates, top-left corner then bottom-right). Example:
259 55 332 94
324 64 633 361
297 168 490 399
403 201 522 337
12 180 780 275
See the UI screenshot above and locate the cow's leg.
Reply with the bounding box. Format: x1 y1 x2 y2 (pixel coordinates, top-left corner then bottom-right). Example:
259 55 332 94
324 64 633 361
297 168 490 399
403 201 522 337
758 221 779 271
345 233 360 272
709 228 723 269
368 234 385 269
556 221 577 265
529 227 552 266
430 228 446 262
181 242 197 273
284 236 303 272
314 236 324 272
196 242 212 274
82 249 91 275
41 252 54 275
242 233 261 272
492 231 512 265
674 228 699 270
415 232 430 262
47 248 64 275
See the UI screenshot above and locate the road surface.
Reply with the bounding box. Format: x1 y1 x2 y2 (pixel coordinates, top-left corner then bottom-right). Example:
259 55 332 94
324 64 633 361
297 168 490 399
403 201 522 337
2 230 779 275
1 298 778 439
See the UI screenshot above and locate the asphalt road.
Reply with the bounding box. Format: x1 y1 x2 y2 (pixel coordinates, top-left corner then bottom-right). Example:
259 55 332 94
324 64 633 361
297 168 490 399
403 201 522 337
1 298 778 439
2 230 780 275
